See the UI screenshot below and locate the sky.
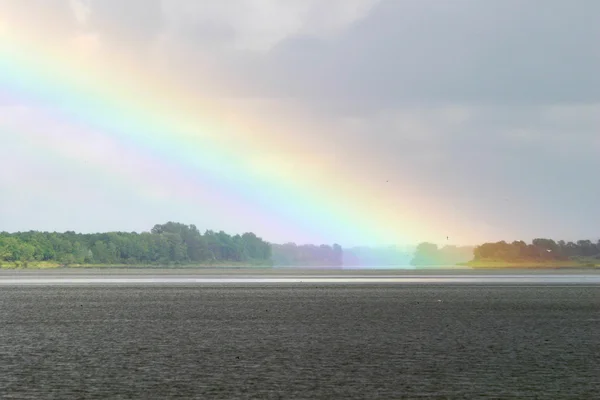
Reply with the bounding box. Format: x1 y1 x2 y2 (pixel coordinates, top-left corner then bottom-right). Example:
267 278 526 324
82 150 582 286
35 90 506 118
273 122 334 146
0 0 599 247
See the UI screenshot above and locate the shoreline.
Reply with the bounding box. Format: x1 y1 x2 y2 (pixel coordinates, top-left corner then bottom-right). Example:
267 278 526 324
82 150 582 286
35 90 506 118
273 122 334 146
0 261 273 270
3 263 599 272
1 267 600 276
463 261 600 269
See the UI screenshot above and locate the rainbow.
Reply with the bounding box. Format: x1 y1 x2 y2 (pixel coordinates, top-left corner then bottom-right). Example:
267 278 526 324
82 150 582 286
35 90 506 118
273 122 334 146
0 12 460 246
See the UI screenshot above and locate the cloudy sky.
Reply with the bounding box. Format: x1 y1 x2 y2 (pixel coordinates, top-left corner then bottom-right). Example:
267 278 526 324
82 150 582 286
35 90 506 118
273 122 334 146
0 0 599 246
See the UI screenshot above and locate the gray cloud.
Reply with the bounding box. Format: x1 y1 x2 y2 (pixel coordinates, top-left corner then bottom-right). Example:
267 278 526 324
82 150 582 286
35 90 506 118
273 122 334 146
67 0 600 241
159 0 598 241
336 103 600 240
84 0 164 47
188 0 599 114
2 0 600 243
0 0 78 37
59 0 600 110
159 0 379 51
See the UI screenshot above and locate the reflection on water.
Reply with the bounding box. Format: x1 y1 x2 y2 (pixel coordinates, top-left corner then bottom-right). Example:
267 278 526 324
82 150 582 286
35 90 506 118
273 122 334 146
277 265 466 270
1 274 600 285
341 265 417 270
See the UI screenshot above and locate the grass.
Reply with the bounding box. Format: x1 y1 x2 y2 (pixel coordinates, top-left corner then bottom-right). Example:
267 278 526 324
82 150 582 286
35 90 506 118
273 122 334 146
1 261 61 269
0 260 273 269
460 259 600 269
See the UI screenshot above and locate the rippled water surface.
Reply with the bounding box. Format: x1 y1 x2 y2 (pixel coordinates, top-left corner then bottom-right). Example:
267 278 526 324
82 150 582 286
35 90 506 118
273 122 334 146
1 285 600 398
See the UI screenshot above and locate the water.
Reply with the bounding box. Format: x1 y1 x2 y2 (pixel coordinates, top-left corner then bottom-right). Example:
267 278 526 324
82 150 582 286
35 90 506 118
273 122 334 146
1 283 600 398
2 274 600 285
2 269 600 285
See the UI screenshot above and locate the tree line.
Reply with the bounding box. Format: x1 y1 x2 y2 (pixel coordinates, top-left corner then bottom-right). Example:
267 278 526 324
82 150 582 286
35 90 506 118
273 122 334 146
473 239 600 263
271 243 343 266
410 243 475 266
0 222 271 267
4 222 596 268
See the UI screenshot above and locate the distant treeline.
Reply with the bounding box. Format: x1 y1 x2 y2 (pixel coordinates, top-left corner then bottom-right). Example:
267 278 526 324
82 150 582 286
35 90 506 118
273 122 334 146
410 243 475 266
0 222 271 267
273 243 474 267
473 239 600 263
271 243 343 266
5 222 595 268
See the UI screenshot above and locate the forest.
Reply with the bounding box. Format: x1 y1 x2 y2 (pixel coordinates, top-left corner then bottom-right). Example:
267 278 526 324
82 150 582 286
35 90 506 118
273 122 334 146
0 222 272 267
2 221 599 268
472 239 600 264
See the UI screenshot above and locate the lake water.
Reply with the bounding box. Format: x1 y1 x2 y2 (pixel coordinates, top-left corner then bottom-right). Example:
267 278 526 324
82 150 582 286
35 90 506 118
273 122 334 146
1 272 599 398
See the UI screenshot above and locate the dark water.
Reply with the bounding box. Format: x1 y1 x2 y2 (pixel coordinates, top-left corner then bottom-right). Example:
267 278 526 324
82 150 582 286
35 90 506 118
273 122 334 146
1 285 599 398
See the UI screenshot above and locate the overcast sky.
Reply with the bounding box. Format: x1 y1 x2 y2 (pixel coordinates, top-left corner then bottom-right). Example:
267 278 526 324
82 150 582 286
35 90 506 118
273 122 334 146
0 0 599 246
